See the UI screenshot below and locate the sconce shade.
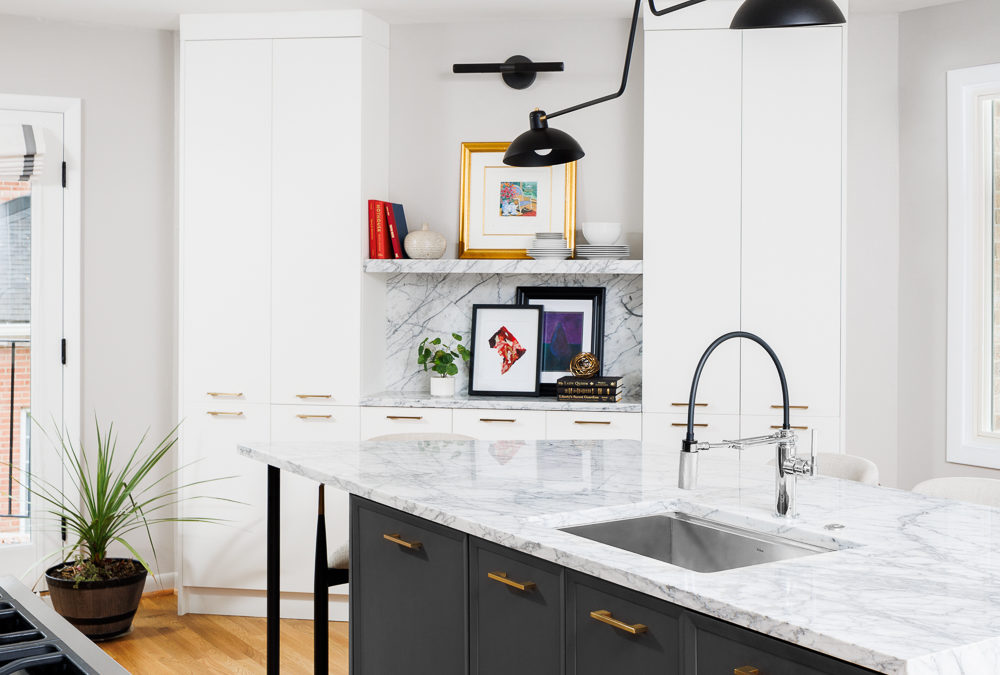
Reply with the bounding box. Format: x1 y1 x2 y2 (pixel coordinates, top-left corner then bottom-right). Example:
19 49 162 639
730 0 846 29
503 110 585 167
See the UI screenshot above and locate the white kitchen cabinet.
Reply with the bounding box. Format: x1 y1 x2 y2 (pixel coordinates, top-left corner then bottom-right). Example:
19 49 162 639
453 409 546 440
361 406 453 439
546 411 642 440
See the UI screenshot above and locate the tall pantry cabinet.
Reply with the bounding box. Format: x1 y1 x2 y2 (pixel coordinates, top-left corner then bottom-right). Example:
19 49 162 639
177 12 388 619
641 4 846 461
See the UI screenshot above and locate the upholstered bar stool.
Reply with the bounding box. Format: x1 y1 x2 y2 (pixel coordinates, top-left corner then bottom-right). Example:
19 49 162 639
912 477 1000 507
768 452 880 485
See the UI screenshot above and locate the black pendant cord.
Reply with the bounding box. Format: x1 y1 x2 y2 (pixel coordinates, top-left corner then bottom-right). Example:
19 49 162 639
684 332 791 443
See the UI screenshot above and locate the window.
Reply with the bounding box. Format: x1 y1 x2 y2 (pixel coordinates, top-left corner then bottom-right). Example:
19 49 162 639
947 64 1000 467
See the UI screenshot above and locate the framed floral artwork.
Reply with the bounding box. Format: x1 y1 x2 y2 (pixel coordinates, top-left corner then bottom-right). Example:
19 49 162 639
458 142 576 259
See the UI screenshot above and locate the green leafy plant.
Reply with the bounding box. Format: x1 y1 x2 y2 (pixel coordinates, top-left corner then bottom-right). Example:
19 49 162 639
417 333 471 377
16 419 233 584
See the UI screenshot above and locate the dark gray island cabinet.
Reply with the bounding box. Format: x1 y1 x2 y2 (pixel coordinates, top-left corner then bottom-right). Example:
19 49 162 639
349 496 877 675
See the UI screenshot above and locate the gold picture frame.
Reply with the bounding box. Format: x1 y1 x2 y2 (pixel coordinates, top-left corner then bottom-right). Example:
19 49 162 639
458 142 577 259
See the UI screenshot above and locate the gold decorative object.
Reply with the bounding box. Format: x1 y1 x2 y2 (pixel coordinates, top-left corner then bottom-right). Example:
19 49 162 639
570 352 600 378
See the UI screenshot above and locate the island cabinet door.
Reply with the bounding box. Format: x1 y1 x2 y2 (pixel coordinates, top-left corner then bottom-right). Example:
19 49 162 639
470 538 563 675
683 612 878 675
567 571 682 674
350 497 468 675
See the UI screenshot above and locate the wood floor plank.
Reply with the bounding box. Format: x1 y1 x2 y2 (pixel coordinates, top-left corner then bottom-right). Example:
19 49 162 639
98 593 349 674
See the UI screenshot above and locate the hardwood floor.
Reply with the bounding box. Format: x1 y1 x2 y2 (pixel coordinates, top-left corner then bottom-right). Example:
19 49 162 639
98 592 349 674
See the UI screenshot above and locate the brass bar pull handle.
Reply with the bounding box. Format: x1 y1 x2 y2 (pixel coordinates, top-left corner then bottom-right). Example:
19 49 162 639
386 416 423 421
771 425 808 430
383 533 422 550
207 411 244 417
487 571 536 591
575 420 612 425
207 392 243 398
297 394 333 399
734 667 760 675
589 610 647 635
297 414 333 419
671 402 708 407
672 423 708 427
480 418 516 423
771 404 808 410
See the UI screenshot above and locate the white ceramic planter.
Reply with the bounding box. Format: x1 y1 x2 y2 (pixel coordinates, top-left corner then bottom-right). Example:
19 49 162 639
430 376 456 397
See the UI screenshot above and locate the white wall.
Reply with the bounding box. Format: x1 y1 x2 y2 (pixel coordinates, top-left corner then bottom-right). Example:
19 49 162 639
897 0 1000 487
0 15 177 577
845 13 901 485
388 18 644 258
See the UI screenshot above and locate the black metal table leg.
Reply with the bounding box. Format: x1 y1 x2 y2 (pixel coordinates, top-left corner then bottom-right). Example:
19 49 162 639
314 485 328 674
267 465 280 675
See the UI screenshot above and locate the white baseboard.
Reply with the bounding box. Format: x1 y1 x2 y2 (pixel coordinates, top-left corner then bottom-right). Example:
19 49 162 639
179 586 349 621
143 571 177 594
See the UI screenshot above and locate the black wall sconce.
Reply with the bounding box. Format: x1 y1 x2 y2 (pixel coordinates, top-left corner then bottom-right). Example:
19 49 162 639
452 55 565 90
503 0 847 167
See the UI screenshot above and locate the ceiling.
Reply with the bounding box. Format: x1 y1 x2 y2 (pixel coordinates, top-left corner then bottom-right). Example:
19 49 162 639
0 0 970 30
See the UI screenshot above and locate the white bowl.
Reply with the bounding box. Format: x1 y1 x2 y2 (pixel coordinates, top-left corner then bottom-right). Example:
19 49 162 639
581 222 623 246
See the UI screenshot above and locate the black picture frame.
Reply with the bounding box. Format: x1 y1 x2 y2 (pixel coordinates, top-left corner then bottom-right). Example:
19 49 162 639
515 286 606 396
468 304 543 397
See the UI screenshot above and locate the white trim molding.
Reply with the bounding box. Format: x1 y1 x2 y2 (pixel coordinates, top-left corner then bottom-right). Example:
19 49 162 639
947 63 1000 469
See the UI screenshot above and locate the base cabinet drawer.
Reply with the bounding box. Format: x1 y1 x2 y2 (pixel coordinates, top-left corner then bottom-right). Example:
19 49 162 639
547 411 642 440
567 572 681 675
350 497 468 675
471 538 563 675
685 612 875 675
454 409 547 440
360 406 453 439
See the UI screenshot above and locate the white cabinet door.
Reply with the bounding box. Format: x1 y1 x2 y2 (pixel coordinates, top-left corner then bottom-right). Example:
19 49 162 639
546 411 642 440
180 402 269 590
642 29 743 415
271 37 365 406
182 40 272 404
738 414 841 464
740 27 843 418
452 409 546 440
361 407 453 439
269 405 360 592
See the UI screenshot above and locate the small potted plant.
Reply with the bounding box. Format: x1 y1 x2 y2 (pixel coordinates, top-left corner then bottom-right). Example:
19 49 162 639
418 333 470 397
15 420 230 641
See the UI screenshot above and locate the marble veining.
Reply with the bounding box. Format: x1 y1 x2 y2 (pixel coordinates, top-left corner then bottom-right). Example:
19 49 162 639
239 438 1000 674
383 272 642 396
364 258 643 275
361 390 642 412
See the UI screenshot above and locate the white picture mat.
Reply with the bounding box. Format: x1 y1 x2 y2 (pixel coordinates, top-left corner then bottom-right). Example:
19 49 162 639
471 307 540 393
528 298 595 384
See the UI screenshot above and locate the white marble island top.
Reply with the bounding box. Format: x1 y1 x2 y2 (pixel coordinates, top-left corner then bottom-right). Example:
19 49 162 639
238 438 1000 674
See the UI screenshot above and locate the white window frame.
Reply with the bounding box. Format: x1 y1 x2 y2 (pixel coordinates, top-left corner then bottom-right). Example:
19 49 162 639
947 63 1000 468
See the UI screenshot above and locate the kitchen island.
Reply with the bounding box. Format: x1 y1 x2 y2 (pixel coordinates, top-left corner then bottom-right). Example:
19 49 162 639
239 438 1000 674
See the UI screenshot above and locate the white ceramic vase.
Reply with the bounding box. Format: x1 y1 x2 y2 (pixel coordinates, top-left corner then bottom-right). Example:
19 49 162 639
404 224 447 259
429 375 456 397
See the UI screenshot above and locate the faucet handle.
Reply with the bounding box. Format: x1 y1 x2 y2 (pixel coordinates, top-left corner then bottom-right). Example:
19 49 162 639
808 428 819 477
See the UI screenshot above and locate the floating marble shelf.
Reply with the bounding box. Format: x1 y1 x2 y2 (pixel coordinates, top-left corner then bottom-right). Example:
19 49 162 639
363 259 643 275
362 391 642 413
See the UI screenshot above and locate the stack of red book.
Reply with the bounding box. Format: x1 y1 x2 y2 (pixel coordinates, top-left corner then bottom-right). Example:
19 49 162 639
368 200 410 259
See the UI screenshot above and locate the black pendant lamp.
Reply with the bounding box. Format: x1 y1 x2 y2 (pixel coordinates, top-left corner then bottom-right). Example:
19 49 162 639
503 0 846 167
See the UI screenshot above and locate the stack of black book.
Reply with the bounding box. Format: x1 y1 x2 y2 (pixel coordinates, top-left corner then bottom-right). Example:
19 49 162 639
556 376 624 403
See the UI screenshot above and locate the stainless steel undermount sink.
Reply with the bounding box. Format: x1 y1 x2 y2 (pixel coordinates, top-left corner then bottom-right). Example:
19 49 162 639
559 512 838 573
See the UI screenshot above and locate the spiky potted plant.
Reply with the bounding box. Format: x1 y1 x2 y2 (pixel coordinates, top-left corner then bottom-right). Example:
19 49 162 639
417 333 470 397
18 420 229 641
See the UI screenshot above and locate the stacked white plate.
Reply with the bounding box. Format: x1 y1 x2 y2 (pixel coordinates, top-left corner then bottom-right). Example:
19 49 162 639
575 244 630 260
527 232 572 259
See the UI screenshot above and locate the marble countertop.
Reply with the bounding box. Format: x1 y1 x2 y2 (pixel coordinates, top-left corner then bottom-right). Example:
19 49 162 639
360 391 642 413
238 438 1000 674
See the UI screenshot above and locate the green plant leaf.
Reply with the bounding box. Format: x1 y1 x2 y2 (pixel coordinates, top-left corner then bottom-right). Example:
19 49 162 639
431 337 441 345
452 333 462 341
446 363 458 376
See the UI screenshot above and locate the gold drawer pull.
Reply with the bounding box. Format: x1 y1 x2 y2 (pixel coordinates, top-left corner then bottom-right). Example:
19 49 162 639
672 423 707 427
207 392 243 398
386 415 423 421
487 571 536 591
671 402 708 407
589 610 647 635
383 533 422 550
734 667 760 675
771 425 808 430
771 404 808 410
207 411 244 417
297 414 333 420
575 420 612 425
480 418 516 423
297 394 332 399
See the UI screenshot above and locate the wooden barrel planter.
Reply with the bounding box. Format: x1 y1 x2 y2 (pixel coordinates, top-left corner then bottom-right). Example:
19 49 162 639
45 559 147 641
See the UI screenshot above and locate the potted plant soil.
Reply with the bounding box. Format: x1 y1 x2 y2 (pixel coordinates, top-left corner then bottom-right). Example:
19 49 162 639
417 333 470 397
19 421 229 641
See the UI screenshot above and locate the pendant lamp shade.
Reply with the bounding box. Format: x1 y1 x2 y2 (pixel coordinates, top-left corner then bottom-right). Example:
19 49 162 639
730 0 845 29
503 110 585 167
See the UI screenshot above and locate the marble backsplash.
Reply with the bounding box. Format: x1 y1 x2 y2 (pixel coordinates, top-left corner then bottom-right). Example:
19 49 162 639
383 273 643 396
